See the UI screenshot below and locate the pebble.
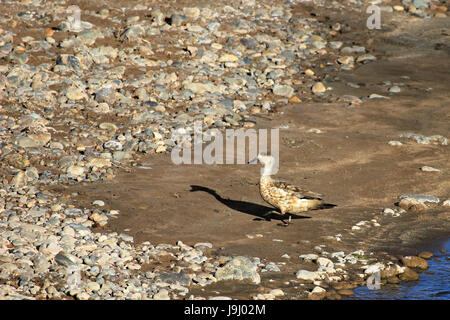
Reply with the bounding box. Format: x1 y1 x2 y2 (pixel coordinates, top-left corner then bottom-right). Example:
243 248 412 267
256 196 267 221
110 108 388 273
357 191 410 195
401 256 428 270
55 253 77 267
418 251 433 259
420 166 440 172
66 88 86 101
308 286 327 300
92 200 105 207
67 166 85 177
399 194 440 204
338 56 354 65
273 84 295 97
388 86 401 93
15 135 50 148
312 82 326 94
399 267 419 281
153 289 170 300
263 262 281 272
305 69 315 77
357 54 377 63
215 256 261 284
86 281 101 292
364 262 384 275
296 270 325 282
369 93 390 99
300 253 319 261
399 133 448 145
159 272 191 286
389 141 403 147
381 264 404 279
398 199 429 212
269 289 284 297
338 95 362 105
316 257 334 269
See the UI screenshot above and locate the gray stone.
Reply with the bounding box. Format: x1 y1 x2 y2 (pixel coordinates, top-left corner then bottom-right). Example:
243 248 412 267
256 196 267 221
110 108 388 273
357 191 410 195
206 22 220 31
28 206 46 218
399 133 448 145
9 52 28 64
55 253 77 267
296 269 324 281
120 25 145 41
11 171 26 188
0 43 12 56
159 272 191 286
168 14 186 27
273 84 294 97
15 136 45 148
240 38 258 50
56 55 82 70
119 233 133 242
399 194 440 204
413 0 429 9
104 140 123 151
0 263 18 275
95 88 116 104
77 30 103 45
64 208 83 216
33 256 51 273
215 256 260 284
263 262 281 272
113 151 132 161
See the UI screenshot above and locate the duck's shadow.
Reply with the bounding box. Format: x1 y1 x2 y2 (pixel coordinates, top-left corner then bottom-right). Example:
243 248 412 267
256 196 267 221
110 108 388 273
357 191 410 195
189 185 311 225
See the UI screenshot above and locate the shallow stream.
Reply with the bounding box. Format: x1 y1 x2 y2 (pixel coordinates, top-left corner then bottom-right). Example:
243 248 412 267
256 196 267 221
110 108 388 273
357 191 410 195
353 238 449 300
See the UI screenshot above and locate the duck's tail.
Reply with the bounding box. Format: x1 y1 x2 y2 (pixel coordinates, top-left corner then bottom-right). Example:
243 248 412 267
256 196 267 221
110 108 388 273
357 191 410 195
301 198 337 210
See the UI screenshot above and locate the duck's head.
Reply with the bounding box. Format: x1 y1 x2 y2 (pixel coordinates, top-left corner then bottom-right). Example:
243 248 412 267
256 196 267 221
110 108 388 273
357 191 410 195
248 153 273 165
248 153 278 176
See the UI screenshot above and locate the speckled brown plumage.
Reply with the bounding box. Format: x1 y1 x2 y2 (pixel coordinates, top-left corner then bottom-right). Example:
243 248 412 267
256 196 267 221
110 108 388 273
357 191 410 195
259 175 324 215
250 153 330 224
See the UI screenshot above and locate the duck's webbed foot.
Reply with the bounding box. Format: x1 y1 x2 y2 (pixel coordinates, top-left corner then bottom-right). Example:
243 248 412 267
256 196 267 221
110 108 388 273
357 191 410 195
280 214 293 227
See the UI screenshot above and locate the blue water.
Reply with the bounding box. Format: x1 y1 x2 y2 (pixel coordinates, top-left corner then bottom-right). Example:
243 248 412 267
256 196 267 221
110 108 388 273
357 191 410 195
353 238 450 300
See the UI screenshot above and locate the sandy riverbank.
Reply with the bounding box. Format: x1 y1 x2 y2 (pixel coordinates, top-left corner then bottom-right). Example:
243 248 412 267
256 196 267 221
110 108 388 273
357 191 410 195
1 0 449 300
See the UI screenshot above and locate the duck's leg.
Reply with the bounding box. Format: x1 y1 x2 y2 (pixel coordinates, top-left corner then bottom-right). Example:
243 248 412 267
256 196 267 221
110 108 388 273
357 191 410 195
280 209 293 226
262 210 279 221
281 217 291 226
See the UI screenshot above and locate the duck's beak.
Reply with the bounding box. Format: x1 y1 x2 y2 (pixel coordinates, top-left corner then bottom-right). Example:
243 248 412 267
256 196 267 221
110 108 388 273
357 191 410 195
248 157 258 164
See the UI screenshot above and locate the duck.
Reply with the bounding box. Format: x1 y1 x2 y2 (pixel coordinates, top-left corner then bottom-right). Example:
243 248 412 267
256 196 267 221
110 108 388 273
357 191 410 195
249 153 334 225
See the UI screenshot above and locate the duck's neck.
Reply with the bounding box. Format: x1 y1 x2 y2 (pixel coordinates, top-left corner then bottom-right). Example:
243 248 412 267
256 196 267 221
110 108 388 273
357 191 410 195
261 163 274 179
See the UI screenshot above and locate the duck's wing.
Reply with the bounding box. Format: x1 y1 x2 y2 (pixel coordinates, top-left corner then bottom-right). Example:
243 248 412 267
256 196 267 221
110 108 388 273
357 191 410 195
271 179 323 199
